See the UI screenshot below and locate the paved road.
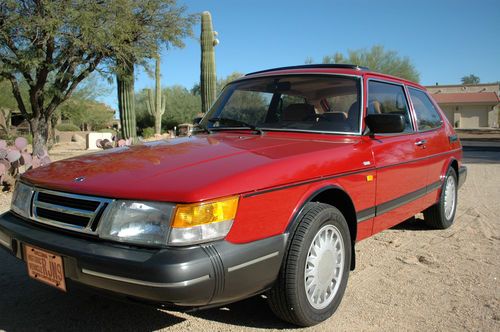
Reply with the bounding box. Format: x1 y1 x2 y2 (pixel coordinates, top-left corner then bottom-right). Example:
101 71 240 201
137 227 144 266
462 139 500 164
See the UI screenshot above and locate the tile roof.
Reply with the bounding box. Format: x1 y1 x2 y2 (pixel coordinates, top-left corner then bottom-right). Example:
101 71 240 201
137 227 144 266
431 92 500 104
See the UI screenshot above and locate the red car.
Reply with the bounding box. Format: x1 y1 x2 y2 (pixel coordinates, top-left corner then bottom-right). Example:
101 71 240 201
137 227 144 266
0 64 466 326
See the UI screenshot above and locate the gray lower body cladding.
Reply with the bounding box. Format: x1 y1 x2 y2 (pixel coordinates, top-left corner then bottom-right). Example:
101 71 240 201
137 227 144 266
0 211 286 307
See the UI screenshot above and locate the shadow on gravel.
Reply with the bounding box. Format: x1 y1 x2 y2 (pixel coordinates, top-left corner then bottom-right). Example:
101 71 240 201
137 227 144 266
0 249 294 330
188 295 297 330
390 216 431 231
0 250 185 331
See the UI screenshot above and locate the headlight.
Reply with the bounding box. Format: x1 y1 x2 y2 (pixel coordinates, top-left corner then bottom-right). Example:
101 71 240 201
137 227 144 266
168 196 239 246
98 201 175 246
11 182 33 218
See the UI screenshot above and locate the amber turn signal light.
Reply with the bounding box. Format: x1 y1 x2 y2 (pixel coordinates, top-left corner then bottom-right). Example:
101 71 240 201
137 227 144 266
172 196 239 228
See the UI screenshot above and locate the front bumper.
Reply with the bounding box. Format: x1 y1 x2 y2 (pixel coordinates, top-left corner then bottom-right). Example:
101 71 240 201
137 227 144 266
0 212 286 307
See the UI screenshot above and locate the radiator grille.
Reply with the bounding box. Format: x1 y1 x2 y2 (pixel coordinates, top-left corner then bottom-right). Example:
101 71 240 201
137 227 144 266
32 189 113 234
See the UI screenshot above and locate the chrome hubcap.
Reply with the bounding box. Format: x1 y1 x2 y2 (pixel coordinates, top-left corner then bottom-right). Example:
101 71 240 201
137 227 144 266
444 175 456 220
304 225 344 309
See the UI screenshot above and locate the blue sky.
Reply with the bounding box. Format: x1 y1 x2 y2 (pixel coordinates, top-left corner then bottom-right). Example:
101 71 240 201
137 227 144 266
98 0 500 109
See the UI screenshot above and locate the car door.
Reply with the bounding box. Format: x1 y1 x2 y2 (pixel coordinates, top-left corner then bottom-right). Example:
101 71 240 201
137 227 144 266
366 79 429 234
406 86 451 196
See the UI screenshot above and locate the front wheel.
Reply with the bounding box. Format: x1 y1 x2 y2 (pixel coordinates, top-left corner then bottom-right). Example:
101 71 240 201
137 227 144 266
424 167 458 229
268 203 351 326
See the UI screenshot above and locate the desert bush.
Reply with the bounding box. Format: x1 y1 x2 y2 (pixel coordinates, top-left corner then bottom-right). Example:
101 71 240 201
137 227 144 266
56 123 81 131
97 129 117 135
142 127 155 139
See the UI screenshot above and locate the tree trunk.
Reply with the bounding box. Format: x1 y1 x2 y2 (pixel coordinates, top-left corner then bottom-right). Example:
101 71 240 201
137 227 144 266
30 117 49 157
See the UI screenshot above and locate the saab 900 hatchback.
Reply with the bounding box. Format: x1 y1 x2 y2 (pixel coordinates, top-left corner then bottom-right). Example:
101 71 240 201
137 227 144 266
0 64 466 326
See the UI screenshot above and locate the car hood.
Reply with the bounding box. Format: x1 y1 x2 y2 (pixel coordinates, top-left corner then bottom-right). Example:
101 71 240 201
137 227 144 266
22 133 367 202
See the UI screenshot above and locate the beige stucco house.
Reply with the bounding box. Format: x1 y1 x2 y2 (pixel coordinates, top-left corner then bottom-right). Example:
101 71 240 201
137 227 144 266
425 83 500 129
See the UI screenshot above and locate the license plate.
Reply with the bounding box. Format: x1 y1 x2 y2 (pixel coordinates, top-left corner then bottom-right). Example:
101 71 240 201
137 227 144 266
24 244 66 292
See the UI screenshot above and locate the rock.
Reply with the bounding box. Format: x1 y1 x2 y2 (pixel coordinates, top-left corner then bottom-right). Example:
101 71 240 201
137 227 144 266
71 134 85 143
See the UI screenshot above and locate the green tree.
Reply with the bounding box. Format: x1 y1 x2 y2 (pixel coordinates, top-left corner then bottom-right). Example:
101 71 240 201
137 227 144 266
461 74 480 85
0 78 30 135
317 45 420 82
163 85 202 127
136 85 201 132
0 79 18 110
57 73 114 131
0 0 195 155
217 72 244 93
59 99 114 131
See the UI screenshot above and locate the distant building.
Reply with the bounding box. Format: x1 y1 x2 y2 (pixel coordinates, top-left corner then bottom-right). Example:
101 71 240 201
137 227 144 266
426 83 500 129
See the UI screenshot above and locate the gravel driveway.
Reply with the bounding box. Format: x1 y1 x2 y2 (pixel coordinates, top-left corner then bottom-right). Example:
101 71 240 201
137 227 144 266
0 146 498 331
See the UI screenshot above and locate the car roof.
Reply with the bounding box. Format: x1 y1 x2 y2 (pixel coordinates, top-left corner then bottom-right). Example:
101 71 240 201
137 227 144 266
242 64 426 91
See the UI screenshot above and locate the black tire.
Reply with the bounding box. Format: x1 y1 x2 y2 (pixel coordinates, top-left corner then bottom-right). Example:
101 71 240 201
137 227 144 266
424 167 458 229
268 202 351 326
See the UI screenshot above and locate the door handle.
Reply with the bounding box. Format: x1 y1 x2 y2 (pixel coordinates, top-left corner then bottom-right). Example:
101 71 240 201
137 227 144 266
415 139 427 146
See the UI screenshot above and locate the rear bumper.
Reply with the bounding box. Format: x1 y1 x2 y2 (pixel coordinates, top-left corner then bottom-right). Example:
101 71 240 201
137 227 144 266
0 212 285 307
458 165 467 189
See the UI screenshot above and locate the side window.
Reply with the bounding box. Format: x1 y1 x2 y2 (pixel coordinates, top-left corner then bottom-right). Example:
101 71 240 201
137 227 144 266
408 88 442 131
368 80 413 133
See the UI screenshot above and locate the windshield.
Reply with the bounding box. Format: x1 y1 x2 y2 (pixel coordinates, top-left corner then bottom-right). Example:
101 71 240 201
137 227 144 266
202 75 362 134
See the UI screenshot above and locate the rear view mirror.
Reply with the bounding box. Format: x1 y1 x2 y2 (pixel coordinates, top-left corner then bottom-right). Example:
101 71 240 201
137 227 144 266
365 114 405 134
266 81 291 93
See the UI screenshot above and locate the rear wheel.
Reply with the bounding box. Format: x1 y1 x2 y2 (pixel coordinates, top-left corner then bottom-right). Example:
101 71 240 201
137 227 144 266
424 167 458 229
268 203 351 326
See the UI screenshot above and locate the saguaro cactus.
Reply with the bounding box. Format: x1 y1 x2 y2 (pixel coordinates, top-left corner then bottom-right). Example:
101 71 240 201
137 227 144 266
117 59 137 141
145 57 165 135
200 11 219 114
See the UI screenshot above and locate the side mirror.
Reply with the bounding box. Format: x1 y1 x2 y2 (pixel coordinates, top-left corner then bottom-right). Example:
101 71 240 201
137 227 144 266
365 114 405 134
193 117 202 125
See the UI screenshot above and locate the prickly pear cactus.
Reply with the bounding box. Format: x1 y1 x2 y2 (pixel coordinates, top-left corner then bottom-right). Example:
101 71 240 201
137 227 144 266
0 137 51 191
200 11 219 114
96 137 132 150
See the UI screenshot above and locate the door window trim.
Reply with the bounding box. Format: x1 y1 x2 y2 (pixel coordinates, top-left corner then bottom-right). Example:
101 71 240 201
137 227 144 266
365 77 416 136
406 86 444 133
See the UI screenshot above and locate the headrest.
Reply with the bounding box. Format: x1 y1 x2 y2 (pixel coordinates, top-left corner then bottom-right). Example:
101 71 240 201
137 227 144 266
282 103 316 121
347 101 359 117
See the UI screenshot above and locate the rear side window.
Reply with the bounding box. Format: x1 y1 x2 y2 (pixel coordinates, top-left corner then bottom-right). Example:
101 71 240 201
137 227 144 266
408 88 442 131
367 80 413 132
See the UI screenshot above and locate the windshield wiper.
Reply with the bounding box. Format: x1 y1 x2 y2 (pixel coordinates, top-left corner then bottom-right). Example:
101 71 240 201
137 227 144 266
208 117 263 135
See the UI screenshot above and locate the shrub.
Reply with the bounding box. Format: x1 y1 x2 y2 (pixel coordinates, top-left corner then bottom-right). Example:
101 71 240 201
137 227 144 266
56 123 81 131
98 129 117 135
142 127 155 139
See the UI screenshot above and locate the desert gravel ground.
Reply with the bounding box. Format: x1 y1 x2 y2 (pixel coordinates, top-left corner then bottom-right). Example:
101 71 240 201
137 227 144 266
0 142 498 331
